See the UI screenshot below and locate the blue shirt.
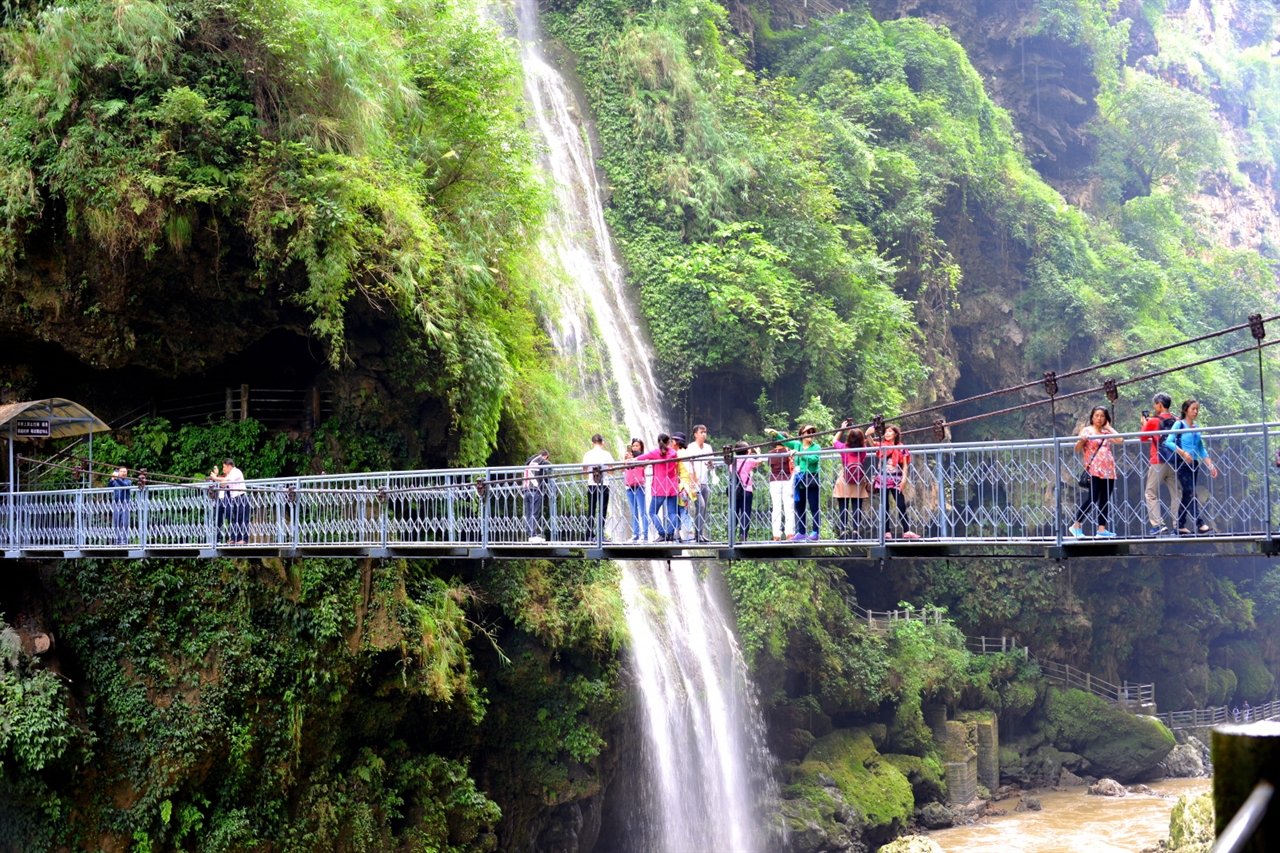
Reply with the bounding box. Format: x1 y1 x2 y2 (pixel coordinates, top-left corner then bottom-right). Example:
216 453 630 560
109 477 132 501
1164 421 1209 462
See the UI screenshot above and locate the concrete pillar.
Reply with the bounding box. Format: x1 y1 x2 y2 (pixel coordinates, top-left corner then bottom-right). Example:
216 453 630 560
944 760 977 805
1213 721 1280 852
923 703 947 734
975 716 1000 792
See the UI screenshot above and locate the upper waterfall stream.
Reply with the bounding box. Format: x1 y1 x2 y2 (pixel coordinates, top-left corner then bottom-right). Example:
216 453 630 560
514 1 778 848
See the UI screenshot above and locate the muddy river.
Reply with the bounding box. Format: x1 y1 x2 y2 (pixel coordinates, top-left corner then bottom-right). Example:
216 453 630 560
930 778 1211 852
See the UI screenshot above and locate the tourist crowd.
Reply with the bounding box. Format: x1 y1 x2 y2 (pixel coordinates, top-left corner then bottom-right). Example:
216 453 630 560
518 393 1222 543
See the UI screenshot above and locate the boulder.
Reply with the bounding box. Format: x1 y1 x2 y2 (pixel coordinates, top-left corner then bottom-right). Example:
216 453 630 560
782 728 912 852
1088 778 1126 797
1058 768 1086 787
876 836 945 853
1160 743 1206 778
1041 689 1175 782
1014 796 1042 812
915 802 953 829
1162 792 1214 852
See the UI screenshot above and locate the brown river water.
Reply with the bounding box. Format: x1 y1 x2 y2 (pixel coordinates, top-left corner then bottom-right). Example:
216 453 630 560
930 778 1211 853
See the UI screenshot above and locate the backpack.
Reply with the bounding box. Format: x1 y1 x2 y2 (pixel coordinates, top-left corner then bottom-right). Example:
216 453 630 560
1155 413 1180 465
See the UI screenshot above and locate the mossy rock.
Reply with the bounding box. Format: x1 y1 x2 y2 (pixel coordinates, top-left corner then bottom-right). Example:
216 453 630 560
876 835 945 853
1043 688 1174 782
1215 641 1275 703
883 753 946 804
1164 791 1213 852
1207 667 1237 708
787 727 913 846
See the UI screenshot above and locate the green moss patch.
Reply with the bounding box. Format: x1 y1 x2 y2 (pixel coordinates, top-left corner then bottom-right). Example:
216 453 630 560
787 728 913 835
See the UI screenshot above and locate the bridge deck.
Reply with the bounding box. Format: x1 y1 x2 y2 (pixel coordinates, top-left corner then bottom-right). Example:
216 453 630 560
5 422 1280 561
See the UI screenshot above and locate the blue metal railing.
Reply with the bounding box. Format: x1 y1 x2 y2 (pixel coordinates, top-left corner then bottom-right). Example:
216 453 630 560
2 422 1278 556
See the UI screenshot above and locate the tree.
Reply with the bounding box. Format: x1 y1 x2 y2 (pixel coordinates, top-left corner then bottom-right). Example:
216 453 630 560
1093 72 1225 203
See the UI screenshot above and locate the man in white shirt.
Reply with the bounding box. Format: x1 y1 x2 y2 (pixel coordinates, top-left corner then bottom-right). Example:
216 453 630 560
582 434 614 541
685 424 716 543
210 457 248 544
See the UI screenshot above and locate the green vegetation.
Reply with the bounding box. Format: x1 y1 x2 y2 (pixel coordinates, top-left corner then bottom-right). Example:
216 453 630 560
0 555 624 850
0 0 566 466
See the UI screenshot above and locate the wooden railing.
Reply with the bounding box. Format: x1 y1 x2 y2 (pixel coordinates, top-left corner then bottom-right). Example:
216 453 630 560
1163 699 1280 730
966 635 1154 709
849 603 945 633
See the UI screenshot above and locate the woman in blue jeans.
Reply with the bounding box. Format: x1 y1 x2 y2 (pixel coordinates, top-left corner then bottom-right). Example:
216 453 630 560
623 438 649 542
1164 399 1218 535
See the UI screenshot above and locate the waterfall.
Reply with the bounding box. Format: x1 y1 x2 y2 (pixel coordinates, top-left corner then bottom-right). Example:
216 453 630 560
513 2 778 849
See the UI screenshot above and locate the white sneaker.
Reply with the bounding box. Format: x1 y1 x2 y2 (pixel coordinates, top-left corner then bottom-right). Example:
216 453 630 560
528 535 545 543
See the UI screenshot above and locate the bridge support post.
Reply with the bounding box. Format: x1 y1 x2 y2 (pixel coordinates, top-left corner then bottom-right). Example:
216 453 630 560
75 490 84 549
481 470 491 549
275 487 285 546
727 460 737 550
139 489 148 550
291 478 301 549
936 449 948 538
381 474 390 551
1053 435 1064 547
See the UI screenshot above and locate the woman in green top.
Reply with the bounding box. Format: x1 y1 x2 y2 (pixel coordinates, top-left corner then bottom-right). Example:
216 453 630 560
768 425 824 540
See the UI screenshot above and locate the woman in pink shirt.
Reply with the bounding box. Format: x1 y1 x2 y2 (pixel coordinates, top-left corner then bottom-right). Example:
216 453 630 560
623 438 649 542
1069 406 1123 539
730 441 763 541
635 433 679 542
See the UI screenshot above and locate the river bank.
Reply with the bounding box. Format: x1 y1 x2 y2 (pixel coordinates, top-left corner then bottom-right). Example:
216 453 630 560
930 778 1210 853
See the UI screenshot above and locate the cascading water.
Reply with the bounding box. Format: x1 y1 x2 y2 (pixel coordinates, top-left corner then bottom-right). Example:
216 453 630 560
513 3 778 849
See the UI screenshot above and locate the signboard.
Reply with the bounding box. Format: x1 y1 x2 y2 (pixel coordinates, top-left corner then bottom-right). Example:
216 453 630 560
14 419 50 438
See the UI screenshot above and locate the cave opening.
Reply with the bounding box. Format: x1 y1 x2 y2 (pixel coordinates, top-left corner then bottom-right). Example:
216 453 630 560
0 328 330 428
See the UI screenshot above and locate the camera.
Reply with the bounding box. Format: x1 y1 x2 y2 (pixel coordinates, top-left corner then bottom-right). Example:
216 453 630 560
1142 411 1150 419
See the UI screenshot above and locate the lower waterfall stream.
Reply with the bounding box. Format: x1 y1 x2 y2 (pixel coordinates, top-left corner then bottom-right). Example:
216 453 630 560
514 0 778 848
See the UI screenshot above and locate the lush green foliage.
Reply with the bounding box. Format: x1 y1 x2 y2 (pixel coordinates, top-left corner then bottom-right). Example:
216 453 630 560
0 553 626 851
543 0 924 420
0 0 555 465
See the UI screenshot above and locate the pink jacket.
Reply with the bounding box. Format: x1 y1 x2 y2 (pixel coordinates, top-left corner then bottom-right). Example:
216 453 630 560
733 456 762 491
635 448 679 496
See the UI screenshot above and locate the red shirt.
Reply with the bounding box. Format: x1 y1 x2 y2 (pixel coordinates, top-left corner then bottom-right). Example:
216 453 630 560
1139 414 1172 465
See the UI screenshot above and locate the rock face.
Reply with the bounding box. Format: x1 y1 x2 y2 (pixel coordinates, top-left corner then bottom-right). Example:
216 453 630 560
1160 743 1207 778
780 727 914 853
1041 689 1176 782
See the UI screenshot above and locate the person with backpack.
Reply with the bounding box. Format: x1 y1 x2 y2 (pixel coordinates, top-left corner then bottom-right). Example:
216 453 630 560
871 424 920 539
1164 399 1218 535
522 449 551 542
832 421 870 540
1069 407 1123 538
1139 393 1181 536
582 434 614 541
729 441 763 541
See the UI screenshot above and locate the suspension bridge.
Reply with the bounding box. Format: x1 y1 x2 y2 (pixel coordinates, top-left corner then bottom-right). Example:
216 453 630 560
5 311 1280 562
3 420 1280 561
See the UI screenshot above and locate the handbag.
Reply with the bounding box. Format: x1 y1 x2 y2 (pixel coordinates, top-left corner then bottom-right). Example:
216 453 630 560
1077 469 1091 487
